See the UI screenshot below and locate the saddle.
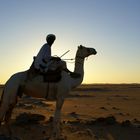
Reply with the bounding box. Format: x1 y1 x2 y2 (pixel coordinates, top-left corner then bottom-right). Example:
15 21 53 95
27 58 62 83
42 68 61 82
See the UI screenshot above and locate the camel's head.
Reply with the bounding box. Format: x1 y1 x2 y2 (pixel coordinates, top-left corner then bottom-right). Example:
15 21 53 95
77 45 97 58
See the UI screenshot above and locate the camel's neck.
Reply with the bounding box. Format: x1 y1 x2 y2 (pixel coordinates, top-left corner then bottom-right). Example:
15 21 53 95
71 53 85 89
74 55 84 74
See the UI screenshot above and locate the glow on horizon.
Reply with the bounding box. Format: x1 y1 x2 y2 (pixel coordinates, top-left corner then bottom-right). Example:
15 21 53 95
0 0 140 84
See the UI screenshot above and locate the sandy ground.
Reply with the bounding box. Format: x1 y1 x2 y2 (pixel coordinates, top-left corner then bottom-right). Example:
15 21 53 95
0 84 140 140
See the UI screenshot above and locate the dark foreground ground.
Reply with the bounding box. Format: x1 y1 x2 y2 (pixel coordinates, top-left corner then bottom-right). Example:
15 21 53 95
0 84 140 140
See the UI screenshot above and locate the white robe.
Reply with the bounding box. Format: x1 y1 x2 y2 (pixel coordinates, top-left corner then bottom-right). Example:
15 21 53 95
34 43 51 70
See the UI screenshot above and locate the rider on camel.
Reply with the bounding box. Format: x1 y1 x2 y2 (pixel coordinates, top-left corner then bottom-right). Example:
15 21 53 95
34 34 80 77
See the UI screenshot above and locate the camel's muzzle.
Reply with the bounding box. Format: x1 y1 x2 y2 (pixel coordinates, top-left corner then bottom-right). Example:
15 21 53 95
91 48 97 55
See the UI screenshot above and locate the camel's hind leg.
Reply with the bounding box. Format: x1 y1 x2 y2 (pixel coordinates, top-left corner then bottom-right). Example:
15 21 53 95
0 102 17 136
0 88 18 136
4 104 17 136
0 103 17 136
0 99 10 135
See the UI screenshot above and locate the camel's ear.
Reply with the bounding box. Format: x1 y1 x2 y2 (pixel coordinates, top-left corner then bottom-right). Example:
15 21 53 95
78 45 83 49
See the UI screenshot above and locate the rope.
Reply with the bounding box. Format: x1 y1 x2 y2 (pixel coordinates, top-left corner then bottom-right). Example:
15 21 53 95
62 58 75 63
62 58 75 60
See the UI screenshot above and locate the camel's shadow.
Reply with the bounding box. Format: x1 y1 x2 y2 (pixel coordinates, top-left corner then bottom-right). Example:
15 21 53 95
0 113 53 140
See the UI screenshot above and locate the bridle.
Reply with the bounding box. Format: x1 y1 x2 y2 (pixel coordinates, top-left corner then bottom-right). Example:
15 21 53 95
60 47 91 63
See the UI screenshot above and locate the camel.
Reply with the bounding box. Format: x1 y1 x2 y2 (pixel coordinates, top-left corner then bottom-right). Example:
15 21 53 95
0 45 97 139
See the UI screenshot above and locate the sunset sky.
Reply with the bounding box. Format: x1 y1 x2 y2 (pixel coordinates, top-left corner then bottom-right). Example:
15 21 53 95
0 0 140 84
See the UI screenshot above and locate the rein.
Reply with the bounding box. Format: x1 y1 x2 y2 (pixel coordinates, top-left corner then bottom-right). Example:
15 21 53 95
59 50 88 63
62 56 88 64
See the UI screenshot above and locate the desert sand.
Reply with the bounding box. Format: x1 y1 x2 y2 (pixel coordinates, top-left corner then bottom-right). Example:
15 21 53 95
0 84 140 140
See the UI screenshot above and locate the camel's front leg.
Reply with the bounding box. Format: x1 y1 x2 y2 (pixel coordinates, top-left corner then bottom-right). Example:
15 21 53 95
52 98 64 139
